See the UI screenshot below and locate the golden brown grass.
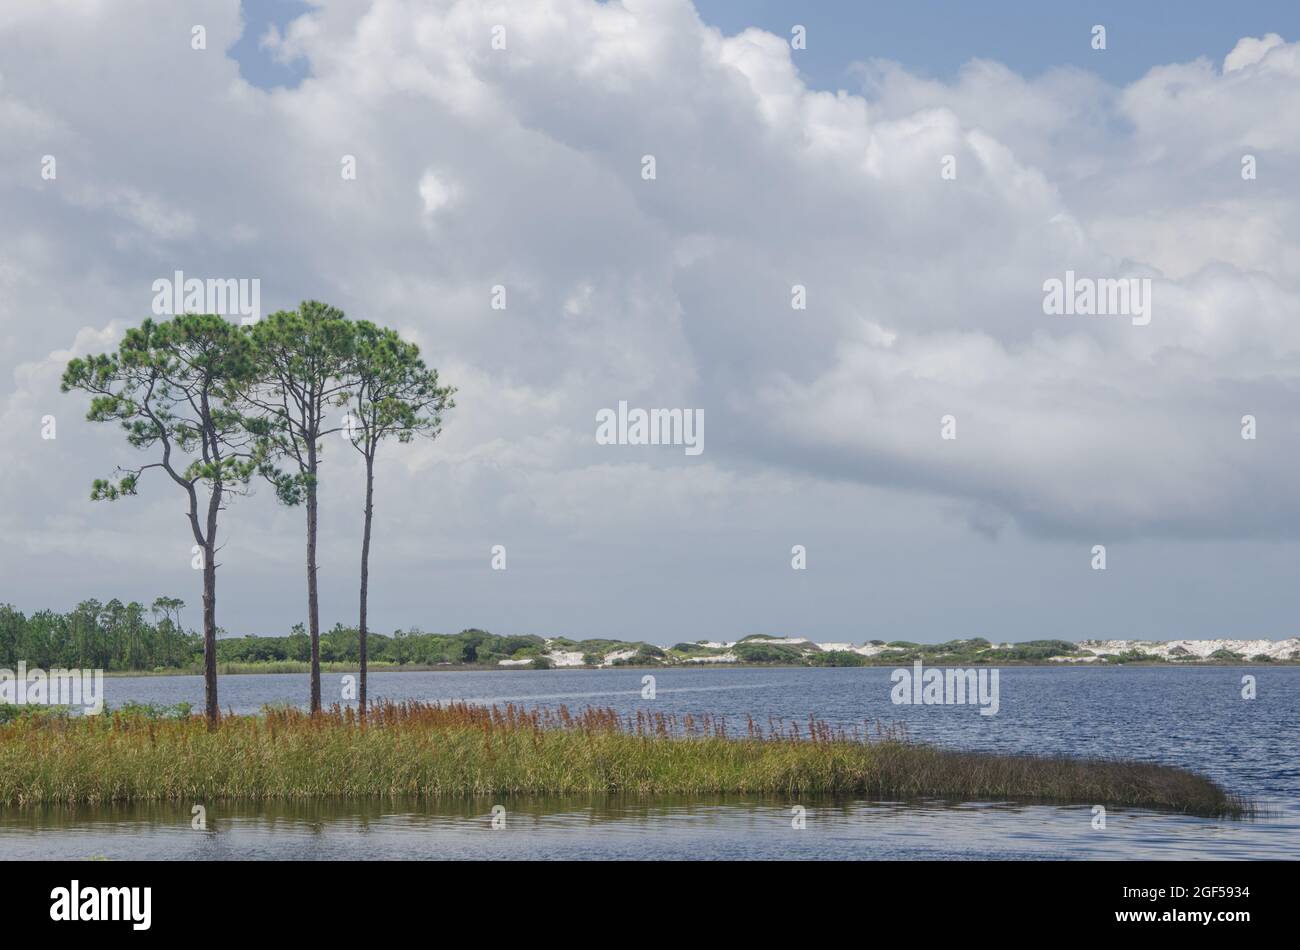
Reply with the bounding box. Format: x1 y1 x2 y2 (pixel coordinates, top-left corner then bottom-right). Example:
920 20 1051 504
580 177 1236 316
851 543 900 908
0 701 1249 817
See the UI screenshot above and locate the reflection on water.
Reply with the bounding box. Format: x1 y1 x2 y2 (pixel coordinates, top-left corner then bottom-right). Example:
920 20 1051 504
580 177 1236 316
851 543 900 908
0 795 1294 860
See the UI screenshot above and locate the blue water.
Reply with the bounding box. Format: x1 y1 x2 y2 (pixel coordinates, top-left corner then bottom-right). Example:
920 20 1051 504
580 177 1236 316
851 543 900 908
3 666 1296 859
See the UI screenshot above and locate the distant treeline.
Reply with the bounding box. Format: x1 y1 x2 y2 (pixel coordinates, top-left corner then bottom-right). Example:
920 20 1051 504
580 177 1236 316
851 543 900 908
0 599 198 672
218 626 547 667
3 611 1280 673
0 598 549 671
0 606 1085 672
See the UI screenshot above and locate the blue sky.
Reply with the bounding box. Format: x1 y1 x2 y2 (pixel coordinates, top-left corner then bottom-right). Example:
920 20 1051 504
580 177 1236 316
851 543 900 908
229 0 312 89
233 0 1300 90
693 0 1300 86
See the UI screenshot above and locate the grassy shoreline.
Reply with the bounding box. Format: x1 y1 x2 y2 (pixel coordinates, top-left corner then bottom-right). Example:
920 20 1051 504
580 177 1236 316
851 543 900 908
0 701 1249 818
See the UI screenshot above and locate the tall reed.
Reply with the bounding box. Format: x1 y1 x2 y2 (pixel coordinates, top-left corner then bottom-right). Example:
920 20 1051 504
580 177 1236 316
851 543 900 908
0 701 1249 817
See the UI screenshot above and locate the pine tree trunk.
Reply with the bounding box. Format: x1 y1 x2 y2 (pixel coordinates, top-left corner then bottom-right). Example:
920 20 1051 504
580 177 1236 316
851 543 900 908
202 545 218 728
358 451 375 720
306 445 322 714
202 473 222 729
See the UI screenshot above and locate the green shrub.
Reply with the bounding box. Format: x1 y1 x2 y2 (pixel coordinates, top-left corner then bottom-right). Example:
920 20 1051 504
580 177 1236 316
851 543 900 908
809 651 867 667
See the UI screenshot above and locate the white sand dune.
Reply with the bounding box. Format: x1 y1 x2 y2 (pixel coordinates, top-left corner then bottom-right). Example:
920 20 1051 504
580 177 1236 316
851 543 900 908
513 636 1300 666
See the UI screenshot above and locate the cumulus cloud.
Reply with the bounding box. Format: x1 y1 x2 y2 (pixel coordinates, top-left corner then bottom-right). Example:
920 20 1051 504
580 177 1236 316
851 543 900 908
2 0 1298 640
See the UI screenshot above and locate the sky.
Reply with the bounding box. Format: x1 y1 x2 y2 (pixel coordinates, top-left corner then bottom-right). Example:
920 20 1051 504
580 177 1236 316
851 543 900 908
3 0 1300 645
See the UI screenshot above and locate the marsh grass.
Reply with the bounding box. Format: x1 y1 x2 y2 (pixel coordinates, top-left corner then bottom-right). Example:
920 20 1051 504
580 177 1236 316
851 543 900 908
0 700 1250 817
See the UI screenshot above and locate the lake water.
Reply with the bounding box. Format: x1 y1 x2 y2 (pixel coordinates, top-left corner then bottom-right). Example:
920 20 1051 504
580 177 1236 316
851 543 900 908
3 666 1297 859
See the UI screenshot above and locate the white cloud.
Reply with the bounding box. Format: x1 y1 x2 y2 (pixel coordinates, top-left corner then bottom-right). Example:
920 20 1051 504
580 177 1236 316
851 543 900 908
417 169 457 215
1224 33 1286 72
1 2 1298 639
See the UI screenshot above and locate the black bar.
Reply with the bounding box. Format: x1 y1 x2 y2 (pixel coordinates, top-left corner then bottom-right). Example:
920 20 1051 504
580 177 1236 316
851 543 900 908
2 860 1285 936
